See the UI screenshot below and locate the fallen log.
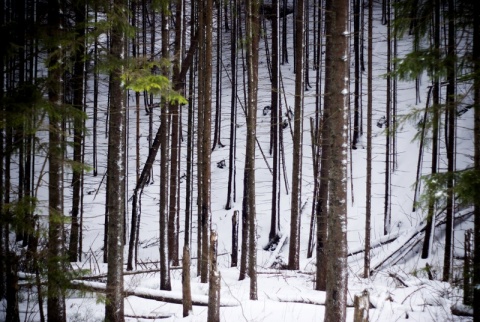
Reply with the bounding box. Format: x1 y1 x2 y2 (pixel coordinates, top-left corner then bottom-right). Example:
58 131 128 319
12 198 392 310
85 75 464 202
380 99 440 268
70 280 239 307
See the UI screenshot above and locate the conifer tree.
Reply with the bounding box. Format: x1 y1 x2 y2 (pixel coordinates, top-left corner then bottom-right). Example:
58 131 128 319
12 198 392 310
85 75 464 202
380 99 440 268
105 0 127 319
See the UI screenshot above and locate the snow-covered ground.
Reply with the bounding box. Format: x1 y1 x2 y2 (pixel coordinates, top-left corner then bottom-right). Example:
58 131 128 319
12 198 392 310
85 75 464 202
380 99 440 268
5 2 475 321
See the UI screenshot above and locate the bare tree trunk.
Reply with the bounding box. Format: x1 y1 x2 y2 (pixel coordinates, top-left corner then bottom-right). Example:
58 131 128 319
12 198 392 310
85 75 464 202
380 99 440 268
225 0 238 211
364 0 373 279
207 231 220 322
288 0 305 271
472 0 480 318
442 0 455 282
384 0 392 236
245 0 260 300
47 1 66 321
182 246 193 317
231 211 239 267
268 0 281 246
199 0 214 283
159 9 172 291
168 0 184 268
104 0 127 320
323 0 348 319
212 0 224 151
69 0 86 263
352 0 361 149
421 0 440 259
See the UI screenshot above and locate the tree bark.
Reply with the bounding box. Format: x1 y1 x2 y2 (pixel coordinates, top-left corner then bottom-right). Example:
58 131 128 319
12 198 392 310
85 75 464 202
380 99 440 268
207 231 220 322
472 0 480 318
159 9 171 291
323 0 348 320
364 0 373 279
443 0 455 282
244 0 260 300
104 0 127 320
47 1 67 321
288 0 304 271
182 246 193 317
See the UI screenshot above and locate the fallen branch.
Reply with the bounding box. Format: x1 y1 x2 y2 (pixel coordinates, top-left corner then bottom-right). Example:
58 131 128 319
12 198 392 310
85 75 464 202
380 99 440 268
70 280 239 307
265 291 355 307
124 314 171 319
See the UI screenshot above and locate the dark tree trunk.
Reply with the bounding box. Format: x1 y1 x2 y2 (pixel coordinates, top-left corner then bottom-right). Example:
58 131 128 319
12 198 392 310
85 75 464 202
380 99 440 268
47 1 67 321
212 0 224 151
104 0 127 320
288 0 305 271
225 0 238 211
364 0 373 279
442 0 455 282
269 0 281 244
472 0 480 319
421 0 440 259
245 0 260 300
69 0 86 263
384 0 392 236
352 0 361 149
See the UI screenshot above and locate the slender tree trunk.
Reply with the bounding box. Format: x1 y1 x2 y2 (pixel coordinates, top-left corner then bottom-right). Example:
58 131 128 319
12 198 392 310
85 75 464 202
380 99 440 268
69 0 86 263
159 9 172 291
323 0 348 319
421 0 440 259
212 0 224 151
0 0 5 299
364 0 373 279
245 0 260 300
104 0 127 320
269 0 281 244
182 246 193 317
352 0 361 149
384 0 391 235
225 0 238 210
47 1 66 321
168 0 184 268
472 0 480 319
288 0 305 271
442 0 455 282
200 0 214 283
207 231 220 321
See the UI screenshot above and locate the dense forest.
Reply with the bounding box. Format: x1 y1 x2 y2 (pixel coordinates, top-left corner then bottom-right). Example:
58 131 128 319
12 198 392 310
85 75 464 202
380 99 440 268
0 0 479 321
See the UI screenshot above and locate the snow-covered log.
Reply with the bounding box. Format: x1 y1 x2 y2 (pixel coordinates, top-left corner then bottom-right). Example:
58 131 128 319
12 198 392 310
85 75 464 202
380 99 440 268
70 280 239 307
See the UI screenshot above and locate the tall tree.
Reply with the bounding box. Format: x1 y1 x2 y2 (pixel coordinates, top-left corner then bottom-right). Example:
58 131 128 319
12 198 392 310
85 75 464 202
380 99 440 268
421 0 440 259
384 0 392 235
104 0 127 320
473 0 480 318
199 0 214 283
364 0 373 279
244 0 260 300
68 0 86 263
442 0 455 282
225 0 238 211
323 0 348 319
46 1 67 321
159 6 172 291
288 0 305 270
168 0 184 268
268 0 281 243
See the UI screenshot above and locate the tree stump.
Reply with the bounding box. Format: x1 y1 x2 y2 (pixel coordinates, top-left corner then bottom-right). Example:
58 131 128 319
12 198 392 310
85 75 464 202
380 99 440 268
353 290 370 322
231 211 239 267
